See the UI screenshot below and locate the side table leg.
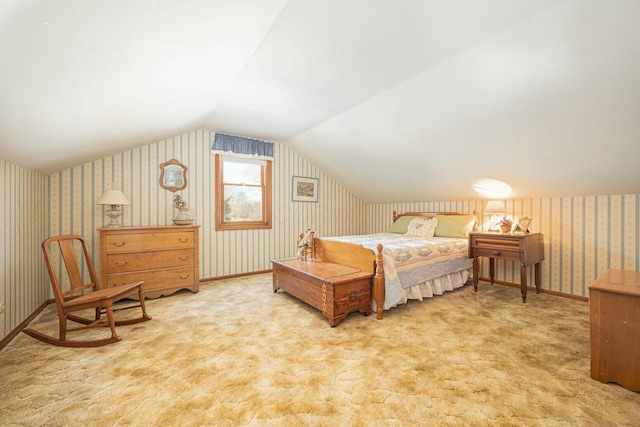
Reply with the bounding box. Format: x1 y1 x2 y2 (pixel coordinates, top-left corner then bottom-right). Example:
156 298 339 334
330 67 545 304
489 258 495 285
520 263 527 303
535 262 541 294
472 257 479 291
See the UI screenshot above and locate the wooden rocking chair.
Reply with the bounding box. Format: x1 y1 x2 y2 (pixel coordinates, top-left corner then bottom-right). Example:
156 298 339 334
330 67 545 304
23 234 151 347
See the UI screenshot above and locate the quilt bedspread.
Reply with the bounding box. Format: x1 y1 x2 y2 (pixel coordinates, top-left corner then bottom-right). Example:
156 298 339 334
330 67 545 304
323 233 472 308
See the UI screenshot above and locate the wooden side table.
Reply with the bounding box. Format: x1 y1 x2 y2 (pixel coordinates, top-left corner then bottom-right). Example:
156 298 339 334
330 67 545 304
589 269 640 391
468 232 544 302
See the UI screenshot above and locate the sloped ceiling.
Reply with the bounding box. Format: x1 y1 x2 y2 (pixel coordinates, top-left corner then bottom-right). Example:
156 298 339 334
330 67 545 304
1 0 638 203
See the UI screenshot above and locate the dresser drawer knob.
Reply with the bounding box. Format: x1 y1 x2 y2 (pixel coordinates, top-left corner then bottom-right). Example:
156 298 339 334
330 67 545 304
179 256 190 261
115 261 128 267
178 238 189 243
180 274 190 280
492 250 501 256
112 242 126 247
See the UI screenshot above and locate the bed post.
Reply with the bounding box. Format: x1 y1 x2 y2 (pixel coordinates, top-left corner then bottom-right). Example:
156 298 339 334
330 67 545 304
373 244 385 320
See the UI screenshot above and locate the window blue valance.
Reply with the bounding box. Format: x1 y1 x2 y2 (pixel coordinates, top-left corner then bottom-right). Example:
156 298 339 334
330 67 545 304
212 133 274 159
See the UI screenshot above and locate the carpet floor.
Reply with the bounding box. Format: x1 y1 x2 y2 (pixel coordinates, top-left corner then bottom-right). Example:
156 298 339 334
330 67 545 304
1 273 639 426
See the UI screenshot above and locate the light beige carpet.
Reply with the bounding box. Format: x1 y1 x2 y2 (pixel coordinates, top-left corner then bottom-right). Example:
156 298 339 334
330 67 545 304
1 274 639 426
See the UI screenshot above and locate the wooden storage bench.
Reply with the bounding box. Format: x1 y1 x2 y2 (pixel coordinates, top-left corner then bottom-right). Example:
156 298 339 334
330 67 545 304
272 257 372 326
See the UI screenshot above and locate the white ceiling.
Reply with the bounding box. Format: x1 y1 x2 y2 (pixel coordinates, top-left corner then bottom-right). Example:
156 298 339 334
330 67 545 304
1 0 639 203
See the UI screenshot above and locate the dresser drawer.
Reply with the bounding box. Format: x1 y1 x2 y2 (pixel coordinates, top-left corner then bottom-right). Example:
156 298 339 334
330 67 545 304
105 231 195 253
105 266 196 290
105 248 195 272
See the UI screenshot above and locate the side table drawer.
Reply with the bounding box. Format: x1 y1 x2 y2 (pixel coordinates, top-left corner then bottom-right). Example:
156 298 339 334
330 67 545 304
472 247 521 261
470 235 522 251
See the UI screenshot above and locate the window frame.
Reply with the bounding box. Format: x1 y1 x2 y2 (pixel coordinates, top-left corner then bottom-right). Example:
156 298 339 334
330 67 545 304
214 154 272 231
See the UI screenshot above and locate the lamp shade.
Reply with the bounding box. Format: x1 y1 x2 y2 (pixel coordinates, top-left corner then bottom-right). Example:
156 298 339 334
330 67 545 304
96 190 130 206
484 200 506 214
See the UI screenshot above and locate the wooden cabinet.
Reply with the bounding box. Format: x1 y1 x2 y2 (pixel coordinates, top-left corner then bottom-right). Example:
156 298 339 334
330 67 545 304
272 258 372 326
99 225 199 299
468 232 544 302
589 269 640 392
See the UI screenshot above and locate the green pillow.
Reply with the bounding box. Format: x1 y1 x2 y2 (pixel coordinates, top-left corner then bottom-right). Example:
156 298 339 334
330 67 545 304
388 216 424 234
434 215 476 238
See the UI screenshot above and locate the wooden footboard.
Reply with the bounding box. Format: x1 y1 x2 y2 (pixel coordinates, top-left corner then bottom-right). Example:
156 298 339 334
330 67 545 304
310 210 476 320
314 238 385 319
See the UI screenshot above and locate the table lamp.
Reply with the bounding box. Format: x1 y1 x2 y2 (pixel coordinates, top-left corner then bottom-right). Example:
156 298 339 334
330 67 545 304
484 200 506 232
96 190 130 227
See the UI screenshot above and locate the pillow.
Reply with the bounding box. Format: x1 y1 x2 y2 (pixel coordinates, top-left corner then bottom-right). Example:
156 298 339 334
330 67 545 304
434 214 476 238
388 215 423 234
406 217 438 237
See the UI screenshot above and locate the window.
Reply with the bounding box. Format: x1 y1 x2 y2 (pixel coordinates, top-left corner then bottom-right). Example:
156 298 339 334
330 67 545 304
215 154 272 230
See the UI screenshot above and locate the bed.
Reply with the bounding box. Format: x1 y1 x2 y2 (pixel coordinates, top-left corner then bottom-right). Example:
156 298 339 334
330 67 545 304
311 211 477 319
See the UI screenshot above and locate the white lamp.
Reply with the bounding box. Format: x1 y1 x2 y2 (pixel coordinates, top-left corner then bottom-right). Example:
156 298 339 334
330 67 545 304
96 190 130 227
484 200 506 233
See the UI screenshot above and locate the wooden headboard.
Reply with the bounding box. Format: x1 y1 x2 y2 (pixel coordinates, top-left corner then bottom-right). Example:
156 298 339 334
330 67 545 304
392 210 465 223
392 210 479 232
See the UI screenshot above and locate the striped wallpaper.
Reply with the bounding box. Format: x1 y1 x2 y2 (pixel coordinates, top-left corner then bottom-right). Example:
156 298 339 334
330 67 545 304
367 195 640 298
0 160 47 340
46 130 366 282
1 129 639 342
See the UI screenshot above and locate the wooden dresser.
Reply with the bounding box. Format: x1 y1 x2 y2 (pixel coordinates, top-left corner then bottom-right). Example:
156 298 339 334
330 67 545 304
469 232 544 302
99 225 200 299
272 257 372 326
589 269 640 391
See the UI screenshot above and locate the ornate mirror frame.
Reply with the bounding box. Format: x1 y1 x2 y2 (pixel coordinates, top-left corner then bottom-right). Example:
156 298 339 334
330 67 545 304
159 159 188 192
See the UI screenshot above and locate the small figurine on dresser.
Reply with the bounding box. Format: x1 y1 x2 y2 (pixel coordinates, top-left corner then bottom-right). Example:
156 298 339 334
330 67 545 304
173 194 195 225
297 228 314 259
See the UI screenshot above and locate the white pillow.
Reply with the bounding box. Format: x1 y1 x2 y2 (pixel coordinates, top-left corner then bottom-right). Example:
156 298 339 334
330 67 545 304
406 217 438 237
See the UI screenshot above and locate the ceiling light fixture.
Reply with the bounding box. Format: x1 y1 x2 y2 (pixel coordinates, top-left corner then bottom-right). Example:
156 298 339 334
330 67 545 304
472 178 512 199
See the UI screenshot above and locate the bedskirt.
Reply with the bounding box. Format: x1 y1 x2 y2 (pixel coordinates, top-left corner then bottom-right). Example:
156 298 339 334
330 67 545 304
399 267 470 304
375 267 471 311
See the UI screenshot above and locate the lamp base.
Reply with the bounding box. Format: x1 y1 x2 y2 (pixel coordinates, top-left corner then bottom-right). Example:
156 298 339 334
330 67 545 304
104 205 124 227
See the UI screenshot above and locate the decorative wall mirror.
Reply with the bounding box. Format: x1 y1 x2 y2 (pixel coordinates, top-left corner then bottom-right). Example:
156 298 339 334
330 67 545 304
159 159 187 192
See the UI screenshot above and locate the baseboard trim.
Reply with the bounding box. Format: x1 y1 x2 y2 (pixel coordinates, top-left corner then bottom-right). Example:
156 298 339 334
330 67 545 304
200 272 589 302
200 269 272 283
477 277 589 302
0 299 54 352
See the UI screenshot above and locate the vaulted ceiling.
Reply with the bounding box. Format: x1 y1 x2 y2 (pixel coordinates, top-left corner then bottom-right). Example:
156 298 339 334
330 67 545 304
1 0 638 203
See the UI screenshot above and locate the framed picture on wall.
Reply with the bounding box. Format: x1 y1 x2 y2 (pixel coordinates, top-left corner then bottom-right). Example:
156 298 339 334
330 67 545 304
292 176 319 202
